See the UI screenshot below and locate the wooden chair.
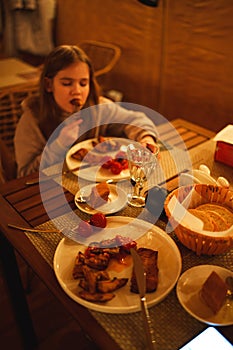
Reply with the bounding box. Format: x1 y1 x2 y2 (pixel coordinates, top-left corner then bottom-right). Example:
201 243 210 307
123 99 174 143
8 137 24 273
79 40 121 78
0 82 39 153
79 40 122 100
0 137 17 183
0 81 39 183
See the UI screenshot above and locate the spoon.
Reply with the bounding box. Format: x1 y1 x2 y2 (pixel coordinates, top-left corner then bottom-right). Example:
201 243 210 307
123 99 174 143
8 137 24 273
216 176 230 188
198 164 229 188
75 195 89 203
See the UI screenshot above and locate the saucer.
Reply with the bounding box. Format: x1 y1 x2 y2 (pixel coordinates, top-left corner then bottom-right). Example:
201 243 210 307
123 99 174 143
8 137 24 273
176 265 233 326
75 184 127 215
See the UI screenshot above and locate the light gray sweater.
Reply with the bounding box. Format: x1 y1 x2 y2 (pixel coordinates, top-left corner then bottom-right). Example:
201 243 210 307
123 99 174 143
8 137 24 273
14 97 158 177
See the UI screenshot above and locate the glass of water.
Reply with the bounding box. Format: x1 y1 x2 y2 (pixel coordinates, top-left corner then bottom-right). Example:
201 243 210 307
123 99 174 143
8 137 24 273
126 143 159 207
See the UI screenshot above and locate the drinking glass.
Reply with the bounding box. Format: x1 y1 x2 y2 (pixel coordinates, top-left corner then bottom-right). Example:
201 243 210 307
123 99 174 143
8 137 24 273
127 143 158 207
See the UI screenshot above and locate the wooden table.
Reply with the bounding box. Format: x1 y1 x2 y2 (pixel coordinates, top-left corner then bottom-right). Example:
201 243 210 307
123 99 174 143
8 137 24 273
0 119 232 349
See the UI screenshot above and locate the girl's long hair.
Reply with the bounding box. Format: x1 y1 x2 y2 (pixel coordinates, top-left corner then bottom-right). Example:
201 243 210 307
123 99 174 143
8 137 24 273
37 45 100 139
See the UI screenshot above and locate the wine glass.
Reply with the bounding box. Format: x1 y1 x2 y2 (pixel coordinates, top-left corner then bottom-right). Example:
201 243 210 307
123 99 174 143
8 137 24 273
127 143 158 207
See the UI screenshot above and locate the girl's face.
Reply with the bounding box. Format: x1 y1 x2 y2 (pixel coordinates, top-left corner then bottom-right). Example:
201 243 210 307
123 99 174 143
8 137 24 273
47 61 90 113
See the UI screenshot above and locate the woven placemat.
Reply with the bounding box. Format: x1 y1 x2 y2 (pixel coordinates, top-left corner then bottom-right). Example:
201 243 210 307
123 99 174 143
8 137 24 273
25 209 232 350
32 140 233 349
43 146 192 197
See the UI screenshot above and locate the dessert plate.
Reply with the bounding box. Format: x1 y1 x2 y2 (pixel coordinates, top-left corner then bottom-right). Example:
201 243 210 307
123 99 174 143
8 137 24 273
176 265 233 326
54 216 182 313
74 184 127 214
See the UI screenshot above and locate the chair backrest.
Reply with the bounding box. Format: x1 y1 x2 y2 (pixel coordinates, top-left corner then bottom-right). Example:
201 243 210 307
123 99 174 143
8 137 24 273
0 81 39 181
79 40 121 78
0 82 39 152
0 137 17 183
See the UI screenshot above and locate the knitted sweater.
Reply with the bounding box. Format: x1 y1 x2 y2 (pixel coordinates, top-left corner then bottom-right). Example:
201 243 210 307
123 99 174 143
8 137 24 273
14 97 158 177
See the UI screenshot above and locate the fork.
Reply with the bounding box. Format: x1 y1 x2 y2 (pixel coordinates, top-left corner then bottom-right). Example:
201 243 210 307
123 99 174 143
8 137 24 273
8 224 61 234
25 163 93 185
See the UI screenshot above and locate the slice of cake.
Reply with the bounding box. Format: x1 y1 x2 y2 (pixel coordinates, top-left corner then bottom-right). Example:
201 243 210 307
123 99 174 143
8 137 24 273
200 271 227 314
89 182 110 208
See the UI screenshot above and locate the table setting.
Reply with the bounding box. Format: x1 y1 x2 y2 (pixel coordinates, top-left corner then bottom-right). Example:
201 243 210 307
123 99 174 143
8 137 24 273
24 134 233 348
18 210 233 350
1 120 233 350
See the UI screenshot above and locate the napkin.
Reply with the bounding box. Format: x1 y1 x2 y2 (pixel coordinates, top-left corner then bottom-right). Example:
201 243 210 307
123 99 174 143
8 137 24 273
214 125 233 167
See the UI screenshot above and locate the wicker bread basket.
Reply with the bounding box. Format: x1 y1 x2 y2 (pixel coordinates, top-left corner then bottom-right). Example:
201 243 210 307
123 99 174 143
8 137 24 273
164 184 233 255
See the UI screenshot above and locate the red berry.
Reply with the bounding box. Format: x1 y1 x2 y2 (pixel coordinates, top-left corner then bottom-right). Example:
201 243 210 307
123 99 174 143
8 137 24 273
110 161 123 175
101 157 113 169
120 159 128 169
90 213 107 228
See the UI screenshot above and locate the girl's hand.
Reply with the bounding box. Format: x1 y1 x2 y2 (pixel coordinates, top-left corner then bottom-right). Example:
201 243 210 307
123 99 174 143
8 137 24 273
139 136 159 154
58 119 83 147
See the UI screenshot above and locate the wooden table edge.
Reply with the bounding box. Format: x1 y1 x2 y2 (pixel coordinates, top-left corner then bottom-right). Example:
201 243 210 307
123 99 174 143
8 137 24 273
171 118 215 138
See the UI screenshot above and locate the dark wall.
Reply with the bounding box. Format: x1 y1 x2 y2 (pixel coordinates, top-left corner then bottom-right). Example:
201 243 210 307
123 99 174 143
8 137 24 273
56 0 233 132
56 0 163 109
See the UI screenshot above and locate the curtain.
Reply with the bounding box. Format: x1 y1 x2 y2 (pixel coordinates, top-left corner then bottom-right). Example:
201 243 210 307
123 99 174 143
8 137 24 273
2 0 56 56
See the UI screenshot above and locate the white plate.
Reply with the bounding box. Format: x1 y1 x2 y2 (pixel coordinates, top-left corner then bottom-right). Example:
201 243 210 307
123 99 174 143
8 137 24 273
66 138 132 182
176 265 233 326
54 217 182 314
74 184 127 214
